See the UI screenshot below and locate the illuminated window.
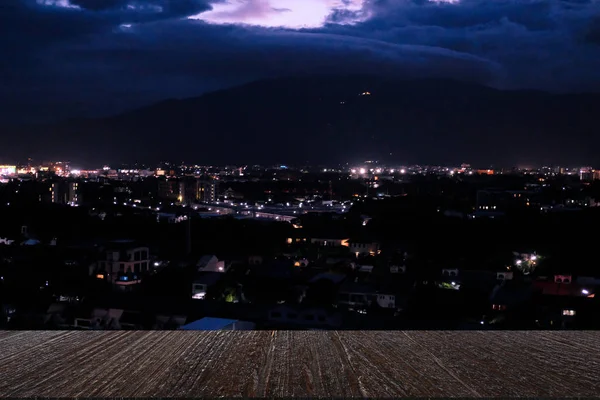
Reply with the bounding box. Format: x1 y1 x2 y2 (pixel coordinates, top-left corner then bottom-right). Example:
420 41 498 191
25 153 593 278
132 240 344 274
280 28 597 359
562 309 576 316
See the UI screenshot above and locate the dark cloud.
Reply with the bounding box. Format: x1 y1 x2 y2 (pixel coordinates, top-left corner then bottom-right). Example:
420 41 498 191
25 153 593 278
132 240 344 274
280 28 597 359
1 0 600 124
317 0 600 91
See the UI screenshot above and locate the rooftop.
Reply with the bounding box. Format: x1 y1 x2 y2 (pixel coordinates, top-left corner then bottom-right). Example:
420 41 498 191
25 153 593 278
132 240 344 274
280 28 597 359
180 317 238 330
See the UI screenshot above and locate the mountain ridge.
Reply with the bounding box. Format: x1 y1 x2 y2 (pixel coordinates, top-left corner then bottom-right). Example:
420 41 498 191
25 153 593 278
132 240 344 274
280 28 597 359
4 75 599 167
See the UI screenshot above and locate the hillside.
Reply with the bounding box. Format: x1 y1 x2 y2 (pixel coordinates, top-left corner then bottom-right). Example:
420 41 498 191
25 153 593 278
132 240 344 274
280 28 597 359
5 75 600 166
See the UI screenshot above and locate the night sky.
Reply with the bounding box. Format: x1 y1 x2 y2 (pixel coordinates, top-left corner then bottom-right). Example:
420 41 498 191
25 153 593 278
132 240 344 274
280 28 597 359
2 0 600 125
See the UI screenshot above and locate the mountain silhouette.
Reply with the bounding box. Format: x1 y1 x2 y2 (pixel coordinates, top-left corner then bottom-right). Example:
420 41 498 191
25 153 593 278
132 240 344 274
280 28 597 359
5 75 599 167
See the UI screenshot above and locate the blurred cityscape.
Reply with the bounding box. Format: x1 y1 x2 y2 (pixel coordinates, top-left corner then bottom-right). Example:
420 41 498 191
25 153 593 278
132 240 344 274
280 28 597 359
1 159 600 330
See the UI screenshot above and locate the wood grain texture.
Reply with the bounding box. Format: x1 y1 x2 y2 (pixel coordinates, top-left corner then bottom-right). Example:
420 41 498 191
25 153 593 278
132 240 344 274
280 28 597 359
1 331 599 397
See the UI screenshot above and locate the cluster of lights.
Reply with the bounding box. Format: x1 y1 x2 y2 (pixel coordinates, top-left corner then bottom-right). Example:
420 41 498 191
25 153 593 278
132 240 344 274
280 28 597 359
350 167 406 175
514 253 539 275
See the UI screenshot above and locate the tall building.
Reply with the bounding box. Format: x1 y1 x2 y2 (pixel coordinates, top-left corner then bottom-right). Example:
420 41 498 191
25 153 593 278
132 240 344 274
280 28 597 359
68 182 80 205
50 181 80 205
198 180 218 203
178 179 199 205
158 179 178 201
580 169 594 181
51 182 61 204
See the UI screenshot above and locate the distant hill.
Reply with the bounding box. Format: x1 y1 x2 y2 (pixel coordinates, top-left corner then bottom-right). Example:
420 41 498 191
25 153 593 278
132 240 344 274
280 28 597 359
4 75 600 167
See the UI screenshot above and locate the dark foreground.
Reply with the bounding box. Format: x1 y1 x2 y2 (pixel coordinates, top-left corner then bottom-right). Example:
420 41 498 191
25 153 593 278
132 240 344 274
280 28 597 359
1 331 599 397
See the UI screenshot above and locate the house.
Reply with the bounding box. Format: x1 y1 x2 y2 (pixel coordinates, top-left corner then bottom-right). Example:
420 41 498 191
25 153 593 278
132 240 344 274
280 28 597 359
349 241 381 257
197 255 229 273
93 241 150 284
293 258 309 267
489 281 533 312
534 295 600 329
441 268 460 278
248 255 264 265
496 271 514 281
310 237 350 247
73 307 123 330
180 317 255 330
223 187 244 201
337 280 400 311
533 275 592 297
114 273 142 292
73 307 146 330
191 272 224 300
267 305 342 328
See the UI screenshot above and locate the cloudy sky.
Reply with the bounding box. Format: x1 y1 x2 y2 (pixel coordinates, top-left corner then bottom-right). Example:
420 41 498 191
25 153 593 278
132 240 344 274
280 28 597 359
2 0 600 123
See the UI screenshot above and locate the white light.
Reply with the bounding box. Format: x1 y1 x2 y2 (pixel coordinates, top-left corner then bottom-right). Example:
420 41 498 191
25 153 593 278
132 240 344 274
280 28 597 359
480 321 484 325
530 255 537 261
359 168 366 174
516 260 522 265
451 281 456 286
582 289 589 295
400 169 406 174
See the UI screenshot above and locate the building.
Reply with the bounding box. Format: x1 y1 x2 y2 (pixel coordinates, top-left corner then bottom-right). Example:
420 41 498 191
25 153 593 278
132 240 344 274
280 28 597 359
0 165 16 176
310 237 350 247
68 182 80 205
158 179 178 201
580 167 593 181
191 272 224 300
93 241 150 284
349 240 380 257
49 181 80 205
476 189 535 212
198 180 218 203
337 280 398 310
178 179 199 205
196 255 229 273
